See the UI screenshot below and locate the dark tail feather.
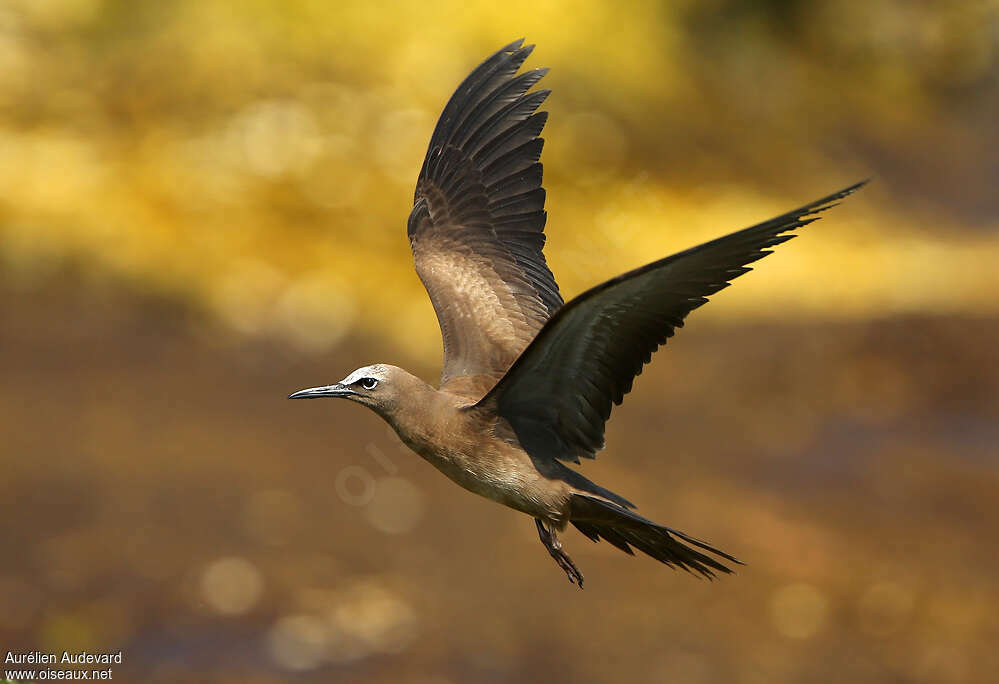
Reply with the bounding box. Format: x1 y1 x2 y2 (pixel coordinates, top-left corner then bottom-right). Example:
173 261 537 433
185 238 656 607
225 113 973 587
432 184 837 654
569 494 742 579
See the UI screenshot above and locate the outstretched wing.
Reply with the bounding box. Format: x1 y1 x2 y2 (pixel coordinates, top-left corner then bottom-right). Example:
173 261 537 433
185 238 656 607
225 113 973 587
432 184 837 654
409 39 562 391
476 181 867 463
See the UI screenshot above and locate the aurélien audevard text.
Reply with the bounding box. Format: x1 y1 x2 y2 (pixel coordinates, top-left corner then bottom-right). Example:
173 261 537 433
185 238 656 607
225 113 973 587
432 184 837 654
5 652 122 665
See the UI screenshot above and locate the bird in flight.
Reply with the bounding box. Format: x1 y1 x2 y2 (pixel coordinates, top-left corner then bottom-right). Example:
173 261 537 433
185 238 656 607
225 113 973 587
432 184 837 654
290 39 865 587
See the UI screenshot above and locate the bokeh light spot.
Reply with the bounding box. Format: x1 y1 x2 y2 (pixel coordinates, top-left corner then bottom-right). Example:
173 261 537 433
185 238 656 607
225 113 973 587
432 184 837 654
200 556 264 616
329 579 418 655
363 476 426 535
771 582 829 639
273 274 357 352
233 100 323 178
267 614 329 671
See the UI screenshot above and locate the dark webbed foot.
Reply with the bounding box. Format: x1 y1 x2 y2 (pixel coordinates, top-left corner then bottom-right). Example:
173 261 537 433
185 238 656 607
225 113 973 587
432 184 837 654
535 518 584 588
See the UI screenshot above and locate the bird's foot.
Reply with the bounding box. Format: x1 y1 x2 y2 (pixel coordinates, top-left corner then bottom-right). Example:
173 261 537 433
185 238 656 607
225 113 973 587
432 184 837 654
535 518 584 589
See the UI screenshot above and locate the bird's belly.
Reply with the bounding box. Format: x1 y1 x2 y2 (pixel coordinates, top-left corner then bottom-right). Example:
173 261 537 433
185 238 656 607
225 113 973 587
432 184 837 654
412 443 563 519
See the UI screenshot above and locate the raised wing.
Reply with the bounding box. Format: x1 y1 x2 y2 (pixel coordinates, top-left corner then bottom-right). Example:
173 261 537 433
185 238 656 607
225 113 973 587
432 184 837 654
476 181 867 463
409 39 562 391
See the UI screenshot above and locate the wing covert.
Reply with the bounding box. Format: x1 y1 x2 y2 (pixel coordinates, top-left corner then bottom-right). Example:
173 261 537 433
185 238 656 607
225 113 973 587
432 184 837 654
409 39 562 390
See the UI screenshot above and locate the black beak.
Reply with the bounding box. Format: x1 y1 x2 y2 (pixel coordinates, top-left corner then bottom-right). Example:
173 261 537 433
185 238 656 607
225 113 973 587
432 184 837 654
288 383 355 399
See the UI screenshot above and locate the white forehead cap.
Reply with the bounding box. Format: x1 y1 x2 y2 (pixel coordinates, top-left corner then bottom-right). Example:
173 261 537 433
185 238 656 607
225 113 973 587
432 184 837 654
341 365 386 385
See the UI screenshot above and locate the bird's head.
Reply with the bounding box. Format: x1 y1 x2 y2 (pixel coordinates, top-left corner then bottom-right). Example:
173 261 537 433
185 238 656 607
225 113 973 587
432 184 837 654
288 364 428 421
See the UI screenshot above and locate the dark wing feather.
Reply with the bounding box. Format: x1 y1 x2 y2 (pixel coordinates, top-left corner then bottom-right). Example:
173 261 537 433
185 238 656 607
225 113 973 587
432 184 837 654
476 181 867 463
409 39 562 390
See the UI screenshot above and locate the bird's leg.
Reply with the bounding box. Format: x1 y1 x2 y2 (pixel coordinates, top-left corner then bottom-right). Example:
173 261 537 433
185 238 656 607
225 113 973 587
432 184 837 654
535 518 584 588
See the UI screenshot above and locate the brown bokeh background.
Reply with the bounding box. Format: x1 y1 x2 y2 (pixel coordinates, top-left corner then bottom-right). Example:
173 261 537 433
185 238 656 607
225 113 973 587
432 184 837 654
1 1 997 682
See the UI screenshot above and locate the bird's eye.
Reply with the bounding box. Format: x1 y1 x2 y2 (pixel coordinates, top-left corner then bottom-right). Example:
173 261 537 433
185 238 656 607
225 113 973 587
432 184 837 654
358 377 378 390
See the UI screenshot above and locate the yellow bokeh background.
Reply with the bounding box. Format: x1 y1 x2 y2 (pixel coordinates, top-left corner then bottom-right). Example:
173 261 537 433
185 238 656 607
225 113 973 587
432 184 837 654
2 0 997 358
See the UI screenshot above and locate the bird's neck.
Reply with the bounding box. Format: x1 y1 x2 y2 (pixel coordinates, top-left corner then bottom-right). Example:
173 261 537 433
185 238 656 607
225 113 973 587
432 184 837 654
379 385 464 458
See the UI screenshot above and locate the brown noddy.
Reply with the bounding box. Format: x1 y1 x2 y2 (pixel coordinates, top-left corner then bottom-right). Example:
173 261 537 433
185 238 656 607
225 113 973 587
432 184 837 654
290 39 866 587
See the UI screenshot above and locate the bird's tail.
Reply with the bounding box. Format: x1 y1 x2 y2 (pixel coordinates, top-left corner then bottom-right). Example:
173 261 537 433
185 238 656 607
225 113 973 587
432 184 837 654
569 494 742 578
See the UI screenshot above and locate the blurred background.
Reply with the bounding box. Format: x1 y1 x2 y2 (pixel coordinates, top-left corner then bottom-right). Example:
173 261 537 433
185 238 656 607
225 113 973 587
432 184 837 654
1 0 997 682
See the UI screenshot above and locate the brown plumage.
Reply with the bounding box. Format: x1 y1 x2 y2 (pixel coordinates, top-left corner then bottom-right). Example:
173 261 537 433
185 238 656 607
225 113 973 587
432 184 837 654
290 39 866 587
